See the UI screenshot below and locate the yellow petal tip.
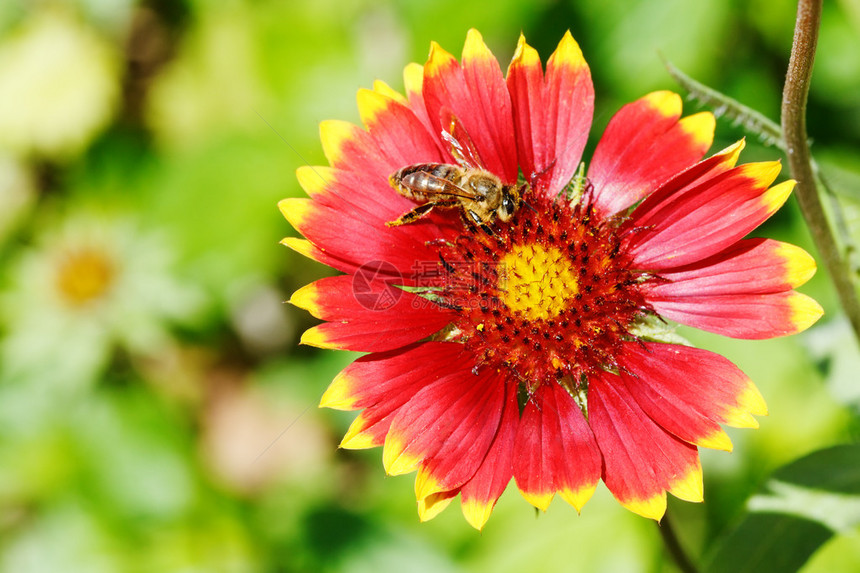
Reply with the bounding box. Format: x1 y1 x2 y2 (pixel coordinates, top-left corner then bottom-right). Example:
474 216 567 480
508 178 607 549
339 423 380 451
417 492 456 523
699 428 734 452
559 483 598 512
510 32 540 70
296 166 334 197
777 243 818 287
668 463 704 503
403 62 424 96
415 468 443 501
789 291 824 333
339 432 377 449
280 237 321 261
319 369 360 410
357 87 391 128
519 489 554 512
716 139 746 167
461 498 494 531
426 41 454 76
738 160 783 189
383 434 421 476
621 491 667 521
762 179 795 214
548 29 586 72
372 79 407 104
279 198 312 229
678 111 716 149
300 325 335 349
723 381 767 427
288 282 317 312
644 90 682 118
319 119 360 166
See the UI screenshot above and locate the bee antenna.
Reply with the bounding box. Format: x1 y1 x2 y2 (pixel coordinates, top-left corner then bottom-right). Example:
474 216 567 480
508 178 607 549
522 200 538 213
530 157 558 186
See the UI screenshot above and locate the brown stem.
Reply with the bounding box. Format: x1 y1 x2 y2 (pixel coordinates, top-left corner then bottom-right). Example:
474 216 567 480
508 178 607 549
657 510 699 573
781 0 860 344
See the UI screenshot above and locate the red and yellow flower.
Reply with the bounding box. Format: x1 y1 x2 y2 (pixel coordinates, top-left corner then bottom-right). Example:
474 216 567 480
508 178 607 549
281 30 823 529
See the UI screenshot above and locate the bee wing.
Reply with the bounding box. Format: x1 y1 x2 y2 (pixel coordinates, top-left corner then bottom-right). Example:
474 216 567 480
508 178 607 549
439 108 486 170
402 169 474 199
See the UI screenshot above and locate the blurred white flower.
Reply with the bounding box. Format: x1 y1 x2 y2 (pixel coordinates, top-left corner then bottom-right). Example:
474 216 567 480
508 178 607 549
0 211 205 389
0 9 120 158
0 503 123 573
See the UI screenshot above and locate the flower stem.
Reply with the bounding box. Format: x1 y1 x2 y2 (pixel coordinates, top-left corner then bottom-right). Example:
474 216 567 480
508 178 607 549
781 0 860 344
657 510 699 573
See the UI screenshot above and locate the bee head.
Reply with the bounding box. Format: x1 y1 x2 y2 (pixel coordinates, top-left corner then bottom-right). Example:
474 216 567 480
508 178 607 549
496 185 522 222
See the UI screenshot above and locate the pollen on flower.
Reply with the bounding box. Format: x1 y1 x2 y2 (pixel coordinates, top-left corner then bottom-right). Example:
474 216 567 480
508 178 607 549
54 247 116 307
436 193 652 390
500 244 578 321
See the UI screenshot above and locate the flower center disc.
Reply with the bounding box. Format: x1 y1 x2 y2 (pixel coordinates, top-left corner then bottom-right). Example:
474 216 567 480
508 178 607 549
55 248 115 306
500 245 578 321
434 195 652 388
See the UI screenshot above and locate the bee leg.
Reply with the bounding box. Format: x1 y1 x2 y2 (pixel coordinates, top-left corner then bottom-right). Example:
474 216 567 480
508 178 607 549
458 209 480 234
386 203 436 227
458 208 495 236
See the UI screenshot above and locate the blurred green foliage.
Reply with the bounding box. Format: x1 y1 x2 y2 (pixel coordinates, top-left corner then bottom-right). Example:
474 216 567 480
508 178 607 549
0 1 858 571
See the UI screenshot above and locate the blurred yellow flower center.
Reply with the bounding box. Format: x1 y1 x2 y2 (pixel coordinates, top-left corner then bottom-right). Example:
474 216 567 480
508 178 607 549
55 248 115 306
500 244 578 321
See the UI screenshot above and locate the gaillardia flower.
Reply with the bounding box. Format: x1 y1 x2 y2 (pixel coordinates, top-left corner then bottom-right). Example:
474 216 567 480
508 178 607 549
281 30 823 529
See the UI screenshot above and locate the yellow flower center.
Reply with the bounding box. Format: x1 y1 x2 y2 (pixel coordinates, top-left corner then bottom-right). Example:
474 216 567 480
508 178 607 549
55 248 115 306
500 244 578 321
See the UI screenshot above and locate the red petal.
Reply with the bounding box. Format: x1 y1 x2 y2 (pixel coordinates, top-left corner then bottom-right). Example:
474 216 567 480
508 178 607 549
624 139 744 224
403 62 436 135
318 119 389 175
292 275 455 352
507 32 593 197
423 30 518 183
328 343 474 449
279 196 448 277
383 367 505 482
512 383 601 512
321 341 469 409
589 91 714 216
645 238 817 297
414 370 508 500
357 87 445 172
589 372 703 520
628 159 794 269
620 342 767 430
280 237 348 272
459 378 518 530
286 82 461 275
296 166 390 216
618 344 732 451
650 289 823 339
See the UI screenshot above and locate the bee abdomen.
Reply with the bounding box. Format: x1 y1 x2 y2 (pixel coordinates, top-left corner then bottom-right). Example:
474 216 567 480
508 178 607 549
390 163 461 201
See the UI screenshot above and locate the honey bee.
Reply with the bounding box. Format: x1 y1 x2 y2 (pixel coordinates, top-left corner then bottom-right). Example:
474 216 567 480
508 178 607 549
386 111 527 229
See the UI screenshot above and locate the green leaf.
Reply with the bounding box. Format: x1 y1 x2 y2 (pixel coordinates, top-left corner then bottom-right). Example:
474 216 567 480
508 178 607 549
704 444 860 573
767 445 860 496
704 514 833 573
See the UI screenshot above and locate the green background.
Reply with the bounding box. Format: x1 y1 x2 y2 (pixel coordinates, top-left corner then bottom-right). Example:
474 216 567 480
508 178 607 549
0 0 858 571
